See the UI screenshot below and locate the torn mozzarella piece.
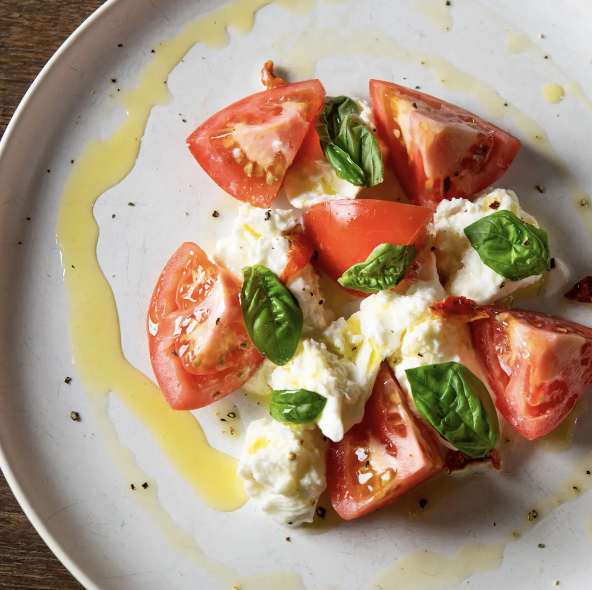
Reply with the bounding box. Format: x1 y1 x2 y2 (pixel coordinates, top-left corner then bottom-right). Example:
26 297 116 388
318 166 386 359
214 204 298 279
238 418 326 526
434 188 543 304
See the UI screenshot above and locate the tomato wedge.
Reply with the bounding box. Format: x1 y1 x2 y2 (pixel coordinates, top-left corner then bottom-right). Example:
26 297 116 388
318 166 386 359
369 80 521 208
327 363 443 520
281 230 314 284
187 80 325 208
147 243 263 410
470 307 592 440
303 199 432 287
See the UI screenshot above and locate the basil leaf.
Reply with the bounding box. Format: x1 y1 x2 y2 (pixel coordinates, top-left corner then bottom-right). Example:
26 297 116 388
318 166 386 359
316 96 384 188
241 265 303 366
405 361 499 458
338 243 417 293
464 210 551 281
270 389 327 425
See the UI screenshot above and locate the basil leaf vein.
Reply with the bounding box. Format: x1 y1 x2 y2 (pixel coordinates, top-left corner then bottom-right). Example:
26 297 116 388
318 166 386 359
270 389 327 425
464 210 551 281
338 243 417 293
405 361 499 458
241 265 303 366
316 96 384 188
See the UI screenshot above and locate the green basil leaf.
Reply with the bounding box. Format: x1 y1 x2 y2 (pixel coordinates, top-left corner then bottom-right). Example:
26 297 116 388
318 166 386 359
324 143 366 186
269 389 327 425
316 96 384 188
241 265 303 366
464 210 551 281
338 243 417 293
405 361 499 458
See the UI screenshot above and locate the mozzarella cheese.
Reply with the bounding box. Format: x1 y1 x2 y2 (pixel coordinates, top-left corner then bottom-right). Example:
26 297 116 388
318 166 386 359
286 264 334 333
356 273 445 359
237 418 326 525
269 322 380 442
282 159 361 210
242 359 276 397
214 204 298 279
433 188 542 304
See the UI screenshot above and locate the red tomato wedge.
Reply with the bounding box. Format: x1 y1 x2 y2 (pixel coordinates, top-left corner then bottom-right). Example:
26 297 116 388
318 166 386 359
369 80 521 208
147 243 263 410
470 307 592 440
327 363 443 520
187 80 326 208
303 199 432 286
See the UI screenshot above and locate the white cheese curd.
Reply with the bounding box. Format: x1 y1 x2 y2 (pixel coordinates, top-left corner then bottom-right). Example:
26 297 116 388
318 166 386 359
286 264 334 333
356 275 445 359
269 330 380 442
282 159 361 210
214 204 298 279
434 188 543 304
348 96 375 128
238 418 326 526
242 359 276 397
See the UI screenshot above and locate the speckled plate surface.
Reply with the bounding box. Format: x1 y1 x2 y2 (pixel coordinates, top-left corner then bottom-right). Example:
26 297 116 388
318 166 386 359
2 1 592 589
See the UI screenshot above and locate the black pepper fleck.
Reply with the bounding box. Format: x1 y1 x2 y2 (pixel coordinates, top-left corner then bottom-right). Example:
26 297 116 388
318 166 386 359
500 281 506 289
182 119 187 123
227 412 236 419
151 49 155 53
118 43 123 47
316 506 327 519
415 85 421 89
412 102 418 108
65 376 72 384
365 460 370 468
212 210 220 218
220 418 227 422
131 484 136 490
573 485 579 490
535 184 546 194
431 246 436 251
313 250 319 261
419 499 428 509
128 202 135 206
70 411 80 421
111 78 117 83
538 543 545 548
142 482 149 489
319 299 324 305
587 470 591 475
445 0 451 5
285 537 291 542
171 350 178 356
550 258 556 269
264 210 271 221
216 317 221 325
112 214 116 218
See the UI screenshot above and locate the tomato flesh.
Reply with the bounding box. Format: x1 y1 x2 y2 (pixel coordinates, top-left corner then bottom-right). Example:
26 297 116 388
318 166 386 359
303 199 432 289
470 307 592 440
369 80 521 208
147 242 263 410
187 80 326 208
327 363 443 520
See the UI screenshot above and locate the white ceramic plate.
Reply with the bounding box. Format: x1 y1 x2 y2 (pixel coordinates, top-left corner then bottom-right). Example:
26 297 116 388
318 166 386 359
2 1 592 588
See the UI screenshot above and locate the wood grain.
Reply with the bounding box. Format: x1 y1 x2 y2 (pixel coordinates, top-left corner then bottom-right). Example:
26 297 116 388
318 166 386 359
0 2 103 587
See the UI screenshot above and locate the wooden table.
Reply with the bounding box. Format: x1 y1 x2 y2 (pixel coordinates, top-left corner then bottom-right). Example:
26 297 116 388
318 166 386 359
0 3 103 587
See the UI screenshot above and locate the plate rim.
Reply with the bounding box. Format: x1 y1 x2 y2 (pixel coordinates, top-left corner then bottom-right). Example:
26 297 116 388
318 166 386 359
0 2 122 587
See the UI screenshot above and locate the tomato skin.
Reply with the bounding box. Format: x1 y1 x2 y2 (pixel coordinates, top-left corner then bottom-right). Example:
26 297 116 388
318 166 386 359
281 231 314 283
327 364 443 520
187 80 326 208
303 199 432 288
470 307 592 440
147 242 263 410
430 296 489 323
369 80 521 208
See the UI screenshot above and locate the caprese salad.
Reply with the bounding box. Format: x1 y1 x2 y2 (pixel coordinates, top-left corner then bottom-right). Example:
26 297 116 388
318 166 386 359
146 63 592 525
